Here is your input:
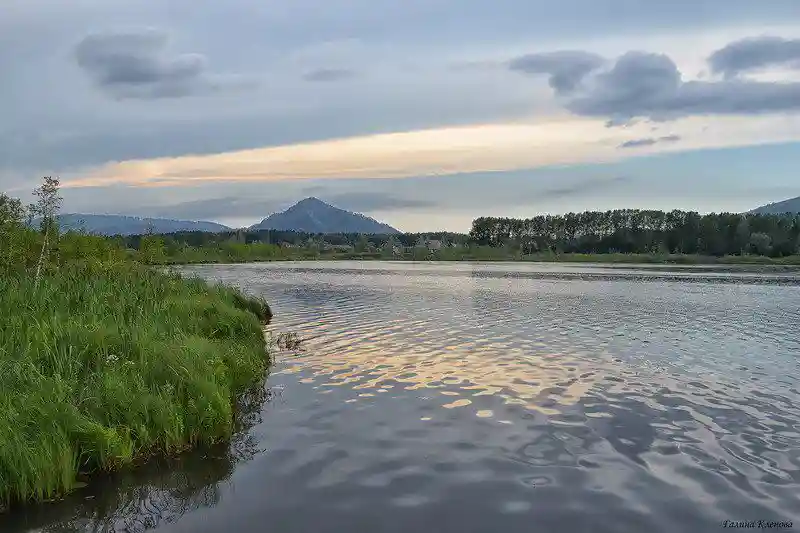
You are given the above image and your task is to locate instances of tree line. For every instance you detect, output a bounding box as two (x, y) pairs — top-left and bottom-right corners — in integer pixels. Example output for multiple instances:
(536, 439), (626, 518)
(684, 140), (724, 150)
(119, 229), (476, 264)
(122, 229), (471, 250)
(469, 210), (800, 257)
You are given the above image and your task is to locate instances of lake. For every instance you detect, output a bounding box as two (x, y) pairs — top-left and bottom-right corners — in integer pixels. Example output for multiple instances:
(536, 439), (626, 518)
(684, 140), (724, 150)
(7, 261), (800, 533)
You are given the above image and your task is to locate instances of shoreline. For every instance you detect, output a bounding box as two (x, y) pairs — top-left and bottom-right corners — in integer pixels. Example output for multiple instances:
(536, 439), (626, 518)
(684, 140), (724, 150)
(160, 253), (800, 269)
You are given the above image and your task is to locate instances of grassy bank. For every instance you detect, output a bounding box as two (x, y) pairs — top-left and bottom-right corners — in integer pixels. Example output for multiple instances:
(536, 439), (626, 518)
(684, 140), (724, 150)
(0, 259), (272, 507)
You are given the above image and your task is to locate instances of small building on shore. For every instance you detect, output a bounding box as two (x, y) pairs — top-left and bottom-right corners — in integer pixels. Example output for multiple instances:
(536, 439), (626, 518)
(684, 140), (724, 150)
(327, 244), (354, 253)
(415, 236), (444, 251)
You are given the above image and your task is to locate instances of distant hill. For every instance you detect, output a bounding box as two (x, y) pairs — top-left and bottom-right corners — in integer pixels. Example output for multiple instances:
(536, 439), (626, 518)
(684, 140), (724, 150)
(750, 196), (800, 215)
(250, 197), (399, 234)
(48, 214), (231, 236)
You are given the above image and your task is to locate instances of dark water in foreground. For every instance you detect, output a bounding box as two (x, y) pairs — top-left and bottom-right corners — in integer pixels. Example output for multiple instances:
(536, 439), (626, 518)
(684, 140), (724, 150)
(6, 261), (800, 533)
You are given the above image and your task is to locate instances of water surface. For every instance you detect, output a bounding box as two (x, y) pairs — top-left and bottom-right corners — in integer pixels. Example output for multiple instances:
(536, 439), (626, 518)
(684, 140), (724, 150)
(7, 261), (800, 533)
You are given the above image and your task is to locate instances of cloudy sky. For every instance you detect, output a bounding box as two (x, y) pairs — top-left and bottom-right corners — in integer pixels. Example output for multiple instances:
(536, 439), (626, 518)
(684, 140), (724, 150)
(3, 0), (800, 232)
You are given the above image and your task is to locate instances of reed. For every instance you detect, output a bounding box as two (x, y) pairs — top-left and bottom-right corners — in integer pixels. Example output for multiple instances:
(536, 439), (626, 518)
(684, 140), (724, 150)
(0, 260), (272, 506)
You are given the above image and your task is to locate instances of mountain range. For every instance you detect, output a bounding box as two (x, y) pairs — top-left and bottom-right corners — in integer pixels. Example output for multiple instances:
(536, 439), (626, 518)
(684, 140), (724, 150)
(48, 214), (232, 236)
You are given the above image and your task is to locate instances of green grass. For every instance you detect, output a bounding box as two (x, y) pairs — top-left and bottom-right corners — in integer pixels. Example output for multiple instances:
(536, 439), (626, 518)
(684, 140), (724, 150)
(0, 260), (272, 507)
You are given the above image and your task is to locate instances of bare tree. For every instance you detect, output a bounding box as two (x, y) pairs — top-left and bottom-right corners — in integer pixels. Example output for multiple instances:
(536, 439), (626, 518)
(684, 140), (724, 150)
(31, 175), (62, 284)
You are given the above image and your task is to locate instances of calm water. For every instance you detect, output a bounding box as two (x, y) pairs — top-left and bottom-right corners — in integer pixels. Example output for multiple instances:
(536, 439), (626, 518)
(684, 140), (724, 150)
(6, 261), (800, 533)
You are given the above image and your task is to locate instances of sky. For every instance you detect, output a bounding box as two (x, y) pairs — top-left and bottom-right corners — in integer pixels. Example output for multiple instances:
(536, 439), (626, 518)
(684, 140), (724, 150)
(2, 0), (800, 232)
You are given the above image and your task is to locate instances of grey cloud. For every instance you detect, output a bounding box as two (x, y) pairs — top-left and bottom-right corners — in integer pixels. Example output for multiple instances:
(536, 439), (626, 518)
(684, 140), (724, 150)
(565, 50), (800, 121)
(449, 60), (504, 72)
(537, 176), (632, 200)
(301, 185), (329, 196)
(709, 36), (800, 79)
(618, 134), (681, 149)
(135, 196), (284, 220)
(605, 118), (646, 128)
(0, 170), (33, 193)
(303, 68), (356, 82)
(571, 52), (681, 117)
(312, 191), (436, 211)
(619, 138), (658, 148)
(509, 51), (605, 94)
(329, 193), (435, 211)
(75, 29), (253, 99)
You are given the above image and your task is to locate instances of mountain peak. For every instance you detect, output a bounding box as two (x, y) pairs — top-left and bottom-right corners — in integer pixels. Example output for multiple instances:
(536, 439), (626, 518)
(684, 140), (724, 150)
(250, 198), (399, 234)
(291, 197), (330, 210)
(296, 196), (326, 205)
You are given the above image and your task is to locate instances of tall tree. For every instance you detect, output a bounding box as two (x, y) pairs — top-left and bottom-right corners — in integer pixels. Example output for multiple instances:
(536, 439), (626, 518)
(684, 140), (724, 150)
(0, 193), (25, 227)
(734, 216), (751, 255)
(30, 176), (62, 284)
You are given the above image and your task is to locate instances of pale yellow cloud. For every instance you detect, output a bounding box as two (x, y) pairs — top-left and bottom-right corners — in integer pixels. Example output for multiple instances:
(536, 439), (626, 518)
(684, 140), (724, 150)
(63, 114), (800, 189)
